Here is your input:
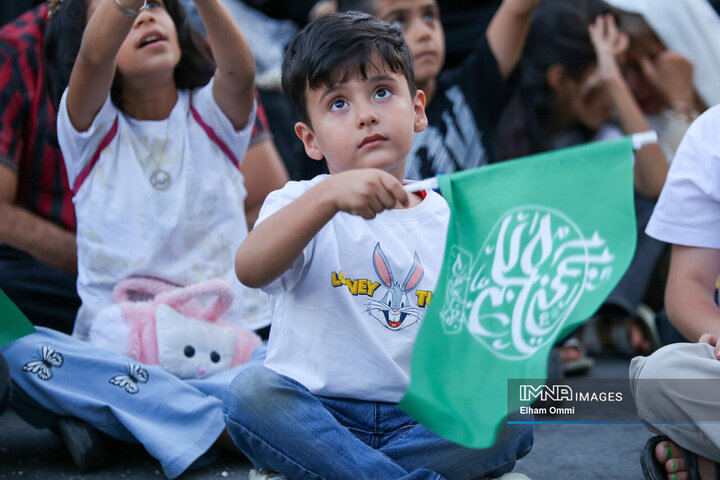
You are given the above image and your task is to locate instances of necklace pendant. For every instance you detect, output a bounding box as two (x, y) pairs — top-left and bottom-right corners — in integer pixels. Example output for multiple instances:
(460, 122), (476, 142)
(150, 168), (171, 190)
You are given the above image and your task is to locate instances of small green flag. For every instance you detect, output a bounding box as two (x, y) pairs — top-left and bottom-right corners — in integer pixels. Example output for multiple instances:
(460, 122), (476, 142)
(0, 288), (36, 346)
(399, 138), (637, 448)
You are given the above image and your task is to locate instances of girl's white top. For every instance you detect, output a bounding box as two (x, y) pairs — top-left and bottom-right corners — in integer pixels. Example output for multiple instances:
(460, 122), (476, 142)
(58, 80), (270, 340)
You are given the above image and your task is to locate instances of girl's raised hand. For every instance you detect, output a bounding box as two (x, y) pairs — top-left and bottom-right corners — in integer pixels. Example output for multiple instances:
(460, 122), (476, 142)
(584, 14), (629, 93)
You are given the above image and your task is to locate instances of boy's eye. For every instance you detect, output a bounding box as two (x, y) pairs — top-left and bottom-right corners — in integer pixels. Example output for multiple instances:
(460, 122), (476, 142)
(390, 17), (405, 28)
(145, 0), (161, 9)
(330, 99), (348, 111)
(374, 88), (392, 100)
(422, 12), (436, 23)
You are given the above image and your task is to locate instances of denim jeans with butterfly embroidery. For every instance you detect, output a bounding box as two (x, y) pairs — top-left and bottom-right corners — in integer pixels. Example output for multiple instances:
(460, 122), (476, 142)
(223, 366), (533, 480)
(2, 326), (267, 479)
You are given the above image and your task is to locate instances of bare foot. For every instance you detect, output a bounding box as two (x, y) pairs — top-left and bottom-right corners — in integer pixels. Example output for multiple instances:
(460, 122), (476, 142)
(655, 439), (717, 480)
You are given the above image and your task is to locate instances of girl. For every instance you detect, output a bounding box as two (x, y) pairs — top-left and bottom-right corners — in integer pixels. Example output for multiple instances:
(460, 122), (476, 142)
(2, 0), (282, 476)
(496, 0), (668, 373)
(59, 0), (263, 339)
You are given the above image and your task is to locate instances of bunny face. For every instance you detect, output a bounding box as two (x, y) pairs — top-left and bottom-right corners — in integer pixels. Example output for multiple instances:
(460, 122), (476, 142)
(155, 304), (237, 378)
(366, 243), (425, 331)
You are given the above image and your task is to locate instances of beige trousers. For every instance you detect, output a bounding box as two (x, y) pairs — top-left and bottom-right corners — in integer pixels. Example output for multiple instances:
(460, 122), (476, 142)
(630, 342), (720, 463)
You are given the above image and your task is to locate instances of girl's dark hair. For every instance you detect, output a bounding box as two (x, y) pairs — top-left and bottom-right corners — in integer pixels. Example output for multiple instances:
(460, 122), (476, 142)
(281, 11), (416, 127)
(44, 0), (215, 110)
(505, 0), (609, 156)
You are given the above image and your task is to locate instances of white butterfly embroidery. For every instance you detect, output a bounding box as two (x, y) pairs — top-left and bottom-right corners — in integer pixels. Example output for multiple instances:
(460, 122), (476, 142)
(22, 345), (64, 381)
(109, 363), (149, 394)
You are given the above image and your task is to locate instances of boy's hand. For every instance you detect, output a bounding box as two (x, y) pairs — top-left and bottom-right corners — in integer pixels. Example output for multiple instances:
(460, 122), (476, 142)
(699, 333), (720, 360)
(325, 169), (409, 219)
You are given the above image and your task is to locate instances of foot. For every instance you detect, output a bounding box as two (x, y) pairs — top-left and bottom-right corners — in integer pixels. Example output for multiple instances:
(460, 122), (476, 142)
(655, 439), (717, 480)
(628, 321), (653, 355)
(57, 417), (114, 472)
(558, 344), (583, 362)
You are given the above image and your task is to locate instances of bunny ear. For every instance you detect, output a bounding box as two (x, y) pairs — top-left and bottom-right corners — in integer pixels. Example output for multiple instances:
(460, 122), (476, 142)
(402, 252), (424, 292)
(372, 243), (394, 287)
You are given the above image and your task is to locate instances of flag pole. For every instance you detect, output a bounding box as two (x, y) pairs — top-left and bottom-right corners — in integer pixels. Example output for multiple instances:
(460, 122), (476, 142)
(403, 130), (658, 193)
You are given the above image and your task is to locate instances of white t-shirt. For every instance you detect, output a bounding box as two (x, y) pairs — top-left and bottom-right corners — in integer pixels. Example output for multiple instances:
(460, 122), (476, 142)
(646, 105), (720, 248)
(58, 81), (270, 340)
(257, 175), (450, 402)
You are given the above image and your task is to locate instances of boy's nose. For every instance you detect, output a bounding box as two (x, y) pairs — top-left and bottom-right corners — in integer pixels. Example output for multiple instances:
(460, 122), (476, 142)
(409, 18), (433, 42)
(356, 108), (379, 128)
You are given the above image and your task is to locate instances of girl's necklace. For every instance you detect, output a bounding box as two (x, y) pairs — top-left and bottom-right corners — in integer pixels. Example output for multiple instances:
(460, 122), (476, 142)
(131, 115), (172, 191)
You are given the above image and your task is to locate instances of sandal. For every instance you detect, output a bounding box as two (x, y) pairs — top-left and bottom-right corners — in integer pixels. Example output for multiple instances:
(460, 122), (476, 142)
(558, 338), (595, 376)
(580, 303), (662, 357)
(641, 435), (701, 480)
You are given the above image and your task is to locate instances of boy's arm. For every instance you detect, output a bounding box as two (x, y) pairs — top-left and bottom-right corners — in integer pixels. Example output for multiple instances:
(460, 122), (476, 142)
(235, 169), (408, 288)
(665, 244), (720, 348)
(485, 0), (540, 79)
(194, 0), (256, 130)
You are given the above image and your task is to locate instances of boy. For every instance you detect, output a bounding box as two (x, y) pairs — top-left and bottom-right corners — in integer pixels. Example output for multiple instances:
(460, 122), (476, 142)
(224, 12), (532, 479)
(337, 0), (539, 179)
(630, 105), (720, 480)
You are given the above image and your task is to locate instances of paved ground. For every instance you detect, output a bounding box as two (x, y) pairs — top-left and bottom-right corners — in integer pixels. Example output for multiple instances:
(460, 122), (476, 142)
(0, 356), (650, 480)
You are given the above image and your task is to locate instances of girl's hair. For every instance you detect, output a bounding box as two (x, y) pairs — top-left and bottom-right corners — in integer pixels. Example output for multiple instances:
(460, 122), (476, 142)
(44, 0), (215, 110)
(506, 0), (608, 156)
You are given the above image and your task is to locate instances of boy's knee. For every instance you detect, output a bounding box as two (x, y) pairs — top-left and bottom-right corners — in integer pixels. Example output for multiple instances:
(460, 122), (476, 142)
(224, 366), (293, 418)
(632, 342), (714, 382)
(631, 342), (717, 420)
(226, 365), (274, 401)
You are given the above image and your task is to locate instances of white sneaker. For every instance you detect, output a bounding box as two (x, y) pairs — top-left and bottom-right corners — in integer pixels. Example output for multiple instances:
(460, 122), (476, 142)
(248, 469), (288, 480)
(496, 473), (531, 480)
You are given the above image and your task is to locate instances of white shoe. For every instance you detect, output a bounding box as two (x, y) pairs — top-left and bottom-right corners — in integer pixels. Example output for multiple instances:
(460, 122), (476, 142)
(496, 473), (531, 480)
(248, 469), (288, 480)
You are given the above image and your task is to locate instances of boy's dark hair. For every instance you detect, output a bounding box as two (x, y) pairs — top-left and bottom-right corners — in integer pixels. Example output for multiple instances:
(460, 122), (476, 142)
(44, 0), (215, 109)
(336, 0), (377, 15)
(281, 11), (416, 127)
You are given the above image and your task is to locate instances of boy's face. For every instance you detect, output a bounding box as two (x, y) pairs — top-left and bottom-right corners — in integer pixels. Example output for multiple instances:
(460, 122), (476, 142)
(374, 0), (445, 88)
(295, 61), (427, 179)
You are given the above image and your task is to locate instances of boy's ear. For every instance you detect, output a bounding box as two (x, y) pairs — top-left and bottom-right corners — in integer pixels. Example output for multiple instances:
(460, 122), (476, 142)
(546, 64), (575, 96)
(413, 90), (428, 133)
(294, 122), (325, 161)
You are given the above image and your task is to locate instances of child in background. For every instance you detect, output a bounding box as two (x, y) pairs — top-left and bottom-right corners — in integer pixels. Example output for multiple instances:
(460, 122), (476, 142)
(224, 12), (533, 480)
(496, 0), (668, 372)
(2, 0), (274, 476)
(337, 0), (540, 179)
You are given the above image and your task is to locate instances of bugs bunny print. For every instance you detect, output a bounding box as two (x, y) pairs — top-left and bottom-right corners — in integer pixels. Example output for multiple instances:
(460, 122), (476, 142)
(366, 243), (425, 331)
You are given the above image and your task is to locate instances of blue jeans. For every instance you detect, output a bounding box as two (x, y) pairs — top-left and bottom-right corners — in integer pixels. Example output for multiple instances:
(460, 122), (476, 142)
(223, 366), (533, 480)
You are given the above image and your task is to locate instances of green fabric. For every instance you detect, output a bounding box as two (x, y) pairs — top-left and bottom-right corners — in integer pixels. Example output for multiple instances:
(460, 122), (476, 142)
(399, 138), (637, 448)
(0, 288), (36, 346)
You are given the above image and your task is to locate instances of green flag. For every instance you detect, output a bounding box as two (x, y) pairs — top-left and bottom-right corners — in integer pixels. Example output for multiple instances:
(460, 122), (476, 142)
(399, 138), (637, 448)
(0, 288), (36, 346)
